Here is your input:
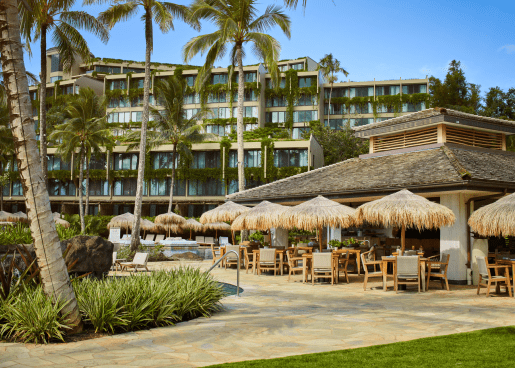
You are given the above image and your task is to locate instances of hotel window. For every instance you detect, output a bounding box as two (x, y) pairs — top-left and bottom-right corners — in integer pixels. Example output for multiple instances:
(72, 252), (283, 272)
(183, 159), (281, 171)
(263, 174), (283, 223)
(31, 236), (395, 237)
(293, 127), (310, 139)
(279, 65), (288, 72)
(324, 104), (345, 115)
(208, 92), (227, 103)
(96, 66), (121, 74)
(185, 108), (201, 119)
(245, 123), (258, 131)
(131, 79), (149, 89)
(350, 103), (372, 114)
(349, 87), (373, 97)
(2, 183), (9, 196)
(228, 150), (261, 168)
(50, 76), (63, 83)
(293, 110), (318, 123)
(297, 94), (317, 106)
(274, 149), (308, 167)
(212, 74), (228, 84)
(298, 77), (312, 88)
(149, 178), (186, 196)
(192, 151), (220, 169)
(124, 67), (144, 73)
(131, 111), (142, 122)
(188, 178), (224, 196)
(325, 119), (345, 130)
(153, 152), (178, 169)
(114, 178), (146, 196)
(244, 72), (257, 83)
(89, 155), (106, 170)
(47, 156), (70, 171)
(350, 118), (373, 127)
(109, 80), (126, 90)
(266, 96), (287, 107)
(185, 93), (200, 104)
(113, 204), (134, 215)
(208, 107), (230, 119)
(325, 88), (347, 98)
(266, 78), (286, 89)
(108, 111), (131, 123)
(402, 84), (427, 94)
(232, 106), (258, 118)
(12, 181), (22, 196)
(113, 153), (138, 170)
(376, 85), (400, 96)
(50, 54), (63, 72)
(290, 63), (304, 70)
(402, 102), (426, 112)
(109, 97), (129, 108)
(48, 180), (76, 196)
(87, 180), (110, 196)
(186, 76), (196, 87)
(61, 85), (74, 95)
(29, 91), (37, 101)
(265, 111), (286, 123)
(227, 180), (238, 195)
(206, 124), (229, 137)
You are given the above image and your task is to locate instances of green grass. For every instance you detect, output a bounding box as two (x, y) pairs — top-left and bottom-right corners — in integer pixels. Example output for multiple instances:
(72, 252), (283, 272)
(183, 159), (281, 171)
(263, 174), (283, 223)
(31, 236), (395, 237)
(207, 327), (515, 367)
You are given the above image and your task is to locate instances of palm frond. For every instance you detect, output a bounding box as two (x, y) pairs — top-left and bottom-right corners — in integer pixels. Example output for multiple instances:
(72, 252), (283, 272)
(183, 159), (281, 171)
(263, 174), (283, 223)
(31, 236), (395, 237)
(59, 11), (109, 44)
(249, 5), (291, 39)
(98, 1), (140, 29)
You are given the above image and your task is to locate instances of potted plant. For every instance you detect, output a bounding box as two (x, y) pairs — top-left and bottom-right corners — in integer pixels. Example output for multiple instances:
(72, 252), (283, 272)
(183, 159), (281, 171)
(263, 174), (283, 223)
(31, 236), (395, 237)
(328, 239), (341, 250)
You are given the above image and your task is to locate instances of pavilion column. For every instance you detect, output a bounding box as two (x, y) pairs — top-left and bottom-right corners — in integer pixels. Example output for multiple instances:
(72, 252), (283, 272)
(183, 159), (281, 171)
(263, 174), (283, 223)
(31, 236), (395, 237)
(440, 192), (472, 284)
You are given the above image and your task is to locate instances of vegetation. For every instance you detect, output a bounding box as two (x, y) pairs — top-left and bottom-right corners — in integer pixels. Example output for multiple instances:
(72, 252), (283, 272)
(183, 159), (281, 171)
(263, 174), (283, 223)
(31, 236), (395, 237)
(319, 53), (348, 126)
(206, 326), (515, 368)
(0, 89), (13, 211)
(184, 0), (291, 192)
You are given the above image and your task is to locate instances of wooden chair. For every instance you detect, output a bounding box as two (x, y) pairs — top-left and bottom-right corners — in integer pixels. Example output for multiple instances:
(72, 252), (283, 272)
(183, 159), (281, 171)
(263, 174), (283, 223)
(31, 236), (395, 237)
(361, 248), (383, 290)
(476, 256), (512, 297)
(211, 243), (222, 266)
(394, 256), (421, 293)
(426, 253), (450, 291)
(335, 250), (350, 284)
(224, 245), (243, 269)
(312, 253), (335, 285)
(111, 251), (126, 271)
(243, 246), (256, 274)
(258, 249), (280, 275)
(120, 252), (149, 273)
(286, 249), (303, 282)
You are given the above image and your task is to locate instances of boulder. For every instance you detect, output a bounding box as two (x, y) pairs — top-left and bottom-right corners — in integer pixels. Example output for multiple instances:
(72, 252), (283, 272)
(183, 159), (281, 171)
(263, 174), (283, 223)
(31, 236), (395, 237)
(171, 251), (203, 261)
(61, 236), (114, 277)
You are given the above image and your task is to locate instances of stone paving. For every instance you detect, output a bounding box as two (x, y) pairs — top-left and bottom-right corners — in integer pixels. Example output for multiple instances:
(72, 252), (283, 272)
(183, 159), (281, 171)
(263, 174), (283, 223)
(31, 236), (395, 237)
(2, 260), (515, 368)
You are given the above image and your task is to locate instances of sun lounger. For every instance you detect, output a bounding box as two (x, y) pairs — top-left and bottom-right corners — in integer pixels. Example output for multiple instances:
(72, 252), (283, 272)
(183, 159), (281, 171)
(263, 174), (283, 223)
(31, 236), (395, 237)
(145, 234), (155, 241)
(154, 234), (165, 242)
(119, 252), (149, 273)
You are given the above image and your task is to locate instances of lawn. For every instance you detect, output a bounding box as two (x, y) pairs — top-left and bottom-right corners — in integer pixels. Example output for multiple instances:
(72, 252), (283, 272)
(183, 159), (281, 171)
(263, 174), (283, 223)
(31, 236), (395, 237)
(208, 326), (515, 367)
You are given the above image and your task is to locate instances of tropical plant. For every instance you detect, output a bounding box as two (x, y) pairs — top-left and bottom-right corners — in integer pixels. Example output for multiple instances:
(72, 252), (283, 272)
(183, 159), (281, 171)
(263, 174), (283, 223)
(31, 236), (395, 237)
(0, 0), (82, 333)
(184, 0), (291, 193)
(0, 88), (14, 211)
(18, 0), (109, 185)
(88, 0), (196, 252)
(319, 53), (348, 124)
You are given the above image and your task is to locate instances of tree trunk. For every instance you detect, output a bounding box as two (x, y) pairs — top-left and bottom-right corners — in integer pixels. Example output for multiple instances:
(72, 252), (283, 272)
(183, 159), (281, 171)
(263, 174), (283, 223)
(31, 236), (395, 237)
(85, 155), (90, 217)
(131, 10), (153, 251)
(167, 143), (177, 213)
(78, 145), (85, 233)
(0, 184), (3, 211)
(39, 25), (48, 186)
(0, 0), (82, 332)
(236, 46), (245, 193)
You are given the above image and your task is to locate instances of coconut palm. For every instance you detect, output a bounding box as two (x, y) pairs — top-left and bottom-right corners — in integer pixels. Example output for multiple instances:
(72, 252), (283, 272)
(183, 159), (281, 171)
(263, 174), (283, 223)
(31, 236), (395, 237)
(18, 0), (109, 186)
(49, 88), (113, 233)
(0, 89), (13, 211)
(89, 0), (197, 251)
(184, 0), (291, 193)
(0, 0), (82, 332)
(319, 53), (348, 126)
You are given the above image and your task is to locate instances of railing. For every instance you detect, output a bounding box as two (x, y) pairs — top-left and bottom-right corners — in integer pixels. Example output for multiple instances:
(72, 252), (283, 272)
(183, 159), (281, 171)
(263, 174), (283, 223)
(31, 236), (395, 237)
(206, 250), (240, 297)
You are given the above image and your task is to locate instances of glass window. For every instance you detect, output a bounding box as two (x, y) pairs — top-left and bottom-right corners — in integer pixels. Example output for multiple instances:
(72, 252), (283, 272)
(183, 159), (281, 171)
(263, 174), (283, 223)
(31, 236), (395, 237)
(149, 178), (186, 196)
(244, 150), (261, 168)
(350, 118), (373, 127)
(227, 180), (238, 195)
(114, 153), (138, 170)
(50, 76), (63, 83)
(48, 179), (76, 196)
(298, 77), (312, 88)
(325, 87), (347, 98)
(96, 65), (121, 74)
(229, 151), (237, 168)
(50, 55), (63, 73)
(188, 178), (223, 196)
(61, 85), (73, 95)
(109, 80), (127, 90)
(402, 102), (426, 112)
(192, 151), (219, 169)
(290, 63), (304, 70)
(89, 155), (106, 170)
(124, 67), (144, 73)
(186, 76), (196, 87)
(212, 74), (228, 84)
(292, 127), (310, 139)
(47, 155), (70, 171)
(402, 84), (427, 94)
(12, 181), (22, 196)
(153, 152), (179, 169)
(273, 149), (308, 167)
(113, 178), (144, 196)
(325, 119), (345, 130)
(376, 85), (400, 96)
(293, 110), (318, 123)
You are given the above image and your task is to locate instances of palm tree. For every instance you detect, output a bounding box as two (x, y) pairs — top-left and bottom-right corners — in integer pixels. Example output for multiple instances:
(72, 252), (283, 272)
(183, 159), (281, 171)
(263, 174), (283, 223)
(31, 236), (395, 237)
(0, 0), (82, 332)
(19, 0), (109, 186)
(184, 0), (291, 193)
(149, 75), (210, 213)
(49, 88), (113, 233)
(89, 0), (196, 251)
(319, 53), (348, 127)
(0, 89), (13, 211)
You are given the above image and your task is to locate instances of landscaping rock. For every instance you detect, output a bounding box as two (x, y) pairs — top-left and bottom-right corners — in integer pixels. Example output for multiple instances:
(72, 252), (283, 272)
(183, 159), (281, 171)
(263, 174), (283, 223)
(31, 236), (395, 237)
(171, 252), (203, 261)
(61, 236), (114, 277)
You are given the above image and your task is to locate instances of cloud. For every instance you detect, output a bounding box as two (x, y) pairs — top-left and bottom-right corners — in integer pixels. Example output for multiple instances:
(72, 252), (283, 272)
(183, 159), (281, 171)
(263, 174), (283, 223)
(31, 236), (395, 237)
(499, 44), (515, 54)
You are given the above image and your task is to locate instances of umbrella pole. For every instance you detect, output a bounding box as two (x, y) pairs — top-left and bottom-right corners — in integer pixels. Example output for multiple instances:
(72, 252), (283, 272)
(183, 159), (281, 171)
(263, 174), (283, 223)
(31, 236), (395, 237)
(318, 226), (323, 252)
(401, 225), (406, 255)
(216, 229), (218, 239)
(190, 229), (192, 241)
(269, 228), (271, 247)
(231, 230), (235, 245)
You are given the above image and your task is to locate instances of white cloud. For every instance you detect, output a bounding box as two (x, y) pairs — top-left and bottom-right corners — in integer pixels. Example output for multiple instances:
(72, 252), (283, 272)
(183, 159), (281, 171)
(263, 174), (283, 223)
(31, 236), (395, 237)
(499, 44), (515, 54)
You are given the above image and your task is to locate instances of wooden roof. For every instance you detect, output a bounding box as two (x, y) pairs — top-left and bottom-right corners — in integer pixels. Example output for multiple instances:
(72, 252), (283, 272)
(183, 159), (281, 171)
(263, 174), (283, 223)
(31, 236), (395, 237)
(227, 145), (515, 204)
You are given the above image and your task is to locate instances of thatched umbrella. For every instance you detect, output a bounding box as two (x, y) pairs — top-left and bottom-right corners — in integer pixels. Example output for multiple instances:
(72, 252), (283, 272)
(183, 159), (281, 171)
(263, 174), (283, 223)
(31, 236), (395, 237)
(152, 223), (183, 237)
(200, 201), (249, 244)
(181, 218), (204, 240)
(204, 222), (231, 239)
(468, 193), (515, 237)
(356, 189), (455, 254)
(139, 219), (155, 237)
(155, 212), (186, 226)
(278, 196), (357, 251)
(107, 213), (135, 234)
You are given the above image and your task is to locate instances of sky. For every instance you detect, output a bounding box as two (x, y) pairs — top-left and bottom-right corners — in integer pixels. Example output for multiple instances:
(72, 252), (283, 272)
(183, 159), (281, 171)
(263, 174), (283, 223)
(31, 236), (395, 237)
(23, 0), (515, 96)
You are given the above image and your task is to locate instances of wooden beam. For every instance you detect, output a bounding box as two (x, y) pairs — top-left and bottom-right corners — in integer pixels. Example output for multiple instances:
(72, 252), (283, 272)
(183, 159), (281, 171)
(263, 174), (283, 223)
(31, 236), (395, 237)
(502, 134), (507, 151)
(437, 124), (446, 143)
(369, 136), (375, 153)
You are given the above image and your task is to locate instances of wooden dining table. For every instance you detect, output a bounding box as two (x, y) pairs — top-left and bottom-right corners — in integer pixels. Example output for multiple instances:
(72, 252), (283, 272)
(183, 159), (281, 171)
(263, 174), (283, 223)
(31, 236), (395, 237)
(381, 256), (427, 292)
(495, 258), (515, 297)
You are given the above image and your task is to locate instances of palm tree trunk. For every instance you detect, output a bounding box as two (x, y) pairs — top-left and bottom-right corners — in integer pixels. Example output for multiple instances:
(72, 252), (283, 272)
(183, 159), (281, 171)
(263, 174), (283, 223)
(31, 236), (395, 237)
(85, 155), (90, 217)
(39, 24), (48, 186)
(236, 46), (245, 193)
(167, 143), (177, 213)
(0, 0), (82, 332)
(131, 10), (153, 251)
(78, 145), (85, 233)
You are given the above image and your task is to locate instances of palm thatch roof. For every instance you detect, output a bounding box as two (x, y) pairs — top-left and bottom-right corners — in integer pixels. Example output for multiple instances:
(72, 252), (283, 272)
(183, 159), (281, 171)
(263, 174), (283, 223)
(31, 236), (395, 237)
(152, 223), (182, 234)
(140, 219), (155, 231)
(155, 212), (186, 225)
(199, 201), (249, 224)
(203, 222), (232, 231)
(107, 213), (134, 230)
(231, 201), (288, 231)
(181, 218), (204, 232)
(468, 193), (515, 237)
(355, 189), (456, 230)
(278, 196), (357, 231)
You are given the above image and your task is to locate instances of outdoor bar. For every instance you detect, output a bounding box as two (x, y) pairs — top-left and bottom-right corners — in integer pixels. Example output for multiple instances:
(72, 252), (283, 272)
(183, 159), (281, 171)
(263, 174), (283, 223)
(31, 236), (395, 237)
(227, 108), (515, 285)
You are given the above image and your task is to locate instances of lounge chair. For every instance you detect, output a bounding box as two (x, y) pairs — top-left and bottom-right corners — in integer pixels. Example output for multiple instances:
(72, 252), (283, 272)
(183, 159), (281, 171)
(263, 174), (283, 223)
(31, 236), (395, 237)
(426, 253), (450, 291)
(120, 252), (149, 273)
(154, 234), (165, 242)
(145, 234), (155, 241)
(476, 256), (512, 297)
(205, 236), (214, 245)
(394, 256), (421, 293)
(196, 236), (205, 244)
(112, 251), (126, 271)
(258, 249), (280, 276)
(312, 253), (335, 285)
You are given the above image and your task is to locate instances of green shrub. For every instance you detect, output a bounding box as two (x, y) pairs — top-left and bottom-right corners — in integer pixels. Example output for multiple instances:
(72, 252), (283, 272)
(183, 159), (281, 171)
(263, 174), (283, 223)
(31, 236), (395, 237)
(0, 223), (32, 246)
(0, 285), (70, 344)
(55, 224), (81, 241)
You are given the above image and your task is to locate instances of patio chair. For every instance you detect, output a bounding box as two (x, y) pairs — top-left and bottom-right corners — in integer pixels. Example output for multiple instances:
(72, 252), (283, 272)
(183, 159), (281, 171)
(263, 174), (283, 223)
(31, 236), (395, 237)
(426, 253), (450, 291)
(111, 251), (126, 271)
(476, 256), (512, 297)
(154, 234), (165, 242)
(404, 250), (418, 256)
(312, 253), (335, 285)
(243, 246), (256, 274)
(394, 256), (421, 293)
(196, 236), (205, 244)
(145, 234), (155, 241)
(205, 237), (215, 245)
(119, 252), (149, 273)
(361, 248), (383, 290)
(211, 243), (222, 266)
(286, 248), (303, 282)
(258, 249), (280, 276)
(225, 245), (243, 269)
(336, 250), (350, 284)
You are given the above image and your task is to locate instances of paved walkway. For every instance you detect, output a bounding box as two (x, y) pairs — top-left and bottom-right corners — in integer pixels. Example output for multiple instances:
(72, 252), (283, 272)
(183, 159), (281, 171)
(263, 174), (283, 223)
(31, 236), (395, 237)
(2, 260), (515, 368)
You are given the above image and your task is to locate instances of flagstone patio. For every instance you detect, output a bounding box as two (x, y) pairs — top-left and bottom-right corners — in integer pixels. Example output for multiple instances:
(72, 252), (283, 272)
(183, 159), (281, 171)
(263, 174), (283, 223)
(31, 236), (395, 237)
(2, 260), (515, 368)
